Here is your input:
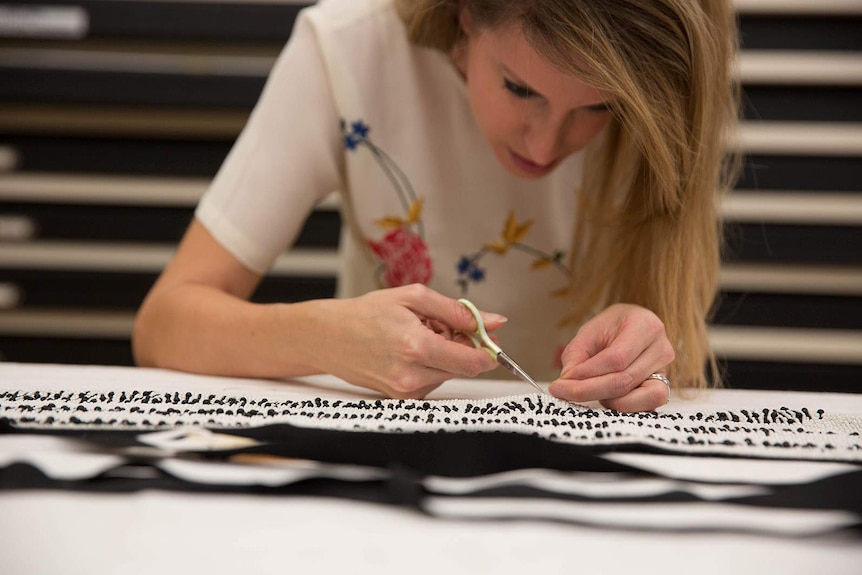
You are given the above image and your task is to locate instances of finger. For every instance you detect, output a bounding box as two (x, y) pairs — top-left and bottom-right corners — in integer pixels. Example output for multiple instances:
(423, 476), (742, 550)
(558, 317), (618, 379)
(421, 318), (455, 339)
(398, 285), (507, 333)
(599, 378), (669, 412)
(376, 333), (498, 397)
(558, 337), (599, 379)
(422, 335), (499, 377)
(374, 319), (499, 382)
(561, 324), (657, 381)
(550, 338), (666, 402)
(372, 365), (451, 400)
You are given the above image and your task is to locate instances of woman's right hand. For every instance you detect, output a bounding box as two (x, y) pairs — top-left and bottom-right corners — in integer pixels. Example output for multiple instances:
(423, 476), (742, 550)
(135, 222), (503, 397)
(307, 284), (505, 399)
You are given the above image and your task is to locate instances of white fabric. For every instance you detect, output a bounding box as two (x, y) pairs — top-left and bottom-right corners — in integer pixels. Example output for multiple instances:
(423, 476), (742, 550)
(3, 363), (862, 574)
(3, 363), (861, 462)
(6, 387), (861, 461)
(196, 0), (585, 382)
(5, 491), (861, 575)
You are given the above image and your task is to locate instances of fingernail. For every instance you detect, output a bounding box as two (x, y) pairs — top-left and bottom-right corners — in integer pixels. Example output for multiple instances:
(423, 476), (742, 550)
(558, 368), (576, 380)
(484, 313), (508, 324)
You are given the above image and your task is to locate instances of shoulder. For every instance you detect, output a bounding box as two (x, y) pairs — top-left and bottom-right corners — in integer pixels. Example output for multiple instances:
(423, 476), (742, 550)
(300, 0), (423, 89)
(304, 0), (399, 33)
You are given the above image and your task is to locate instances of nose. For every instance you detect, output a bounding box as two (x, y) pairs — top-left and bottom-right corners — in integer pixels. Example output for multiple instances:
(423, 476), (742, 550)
(523, 115), (566, 166)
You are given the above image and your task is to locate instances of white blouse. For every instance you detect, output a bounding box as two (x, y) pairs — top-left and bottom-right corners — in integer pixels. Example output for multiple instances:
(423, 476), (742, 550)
(196, 0), (586, 382)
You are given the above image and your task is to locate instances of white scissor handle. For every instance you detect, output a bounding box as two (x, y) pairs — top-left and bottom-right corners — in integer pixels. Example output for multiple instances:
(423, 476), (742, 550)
(458, 298), (503, 357)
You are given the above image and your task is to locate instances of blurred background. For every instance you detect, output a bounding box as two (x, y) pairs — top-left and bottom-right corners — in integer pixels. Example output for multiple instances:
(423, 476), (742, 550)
(0, 0), (859, 391)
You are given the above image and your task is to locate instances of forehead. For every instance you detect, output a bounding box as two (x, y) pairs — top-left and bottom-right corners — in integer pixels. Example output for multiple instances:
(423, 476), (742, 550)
(480, 21), (611, 106)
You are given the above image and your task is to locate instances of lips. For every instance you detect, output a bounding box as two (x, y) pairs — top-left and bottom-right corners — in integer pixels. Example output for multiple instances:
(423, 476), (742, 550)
(509, 149), (557, 176)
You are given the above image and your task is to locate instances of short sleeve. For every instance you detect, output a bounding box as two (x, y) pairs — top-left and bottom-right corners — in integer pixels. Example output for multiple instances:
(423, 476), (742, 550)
(195, 11), (343, 274)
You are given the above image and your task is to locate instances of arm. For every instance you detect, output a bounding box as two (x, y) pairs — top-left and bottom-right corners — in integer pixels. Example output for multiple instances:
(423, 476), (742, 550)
(133, 219), (314, 379)
(134, 220), (502, 398)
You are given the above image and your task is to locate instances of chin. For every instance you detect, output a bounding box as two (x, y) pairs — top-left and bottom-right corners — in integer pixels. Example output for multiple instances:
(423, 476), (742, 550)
(508, 166), (551, 179)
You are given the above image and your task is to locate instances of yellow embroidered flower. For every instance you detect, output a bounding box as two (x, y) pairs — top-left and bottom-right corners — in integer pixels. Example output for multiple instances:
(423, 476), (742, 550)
(485, 211), (533, 254)
(375, 197), (424, 229)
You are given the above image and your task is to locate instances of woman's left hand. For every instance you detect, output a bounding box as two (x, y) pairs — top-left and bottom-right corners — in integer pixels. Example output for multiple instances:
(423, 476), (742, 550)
(549, 304), (675, 412)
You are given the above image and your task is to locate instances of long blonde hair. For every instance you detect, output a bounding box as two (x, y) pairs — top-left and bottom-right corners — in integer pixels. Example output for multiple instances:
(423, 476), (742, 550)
(396, 0), (741, 390)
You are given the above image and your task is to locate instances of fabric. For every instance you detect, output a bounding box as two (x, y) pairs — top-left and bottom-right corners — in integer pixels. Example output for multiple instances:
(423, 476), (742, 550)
(3, 387), (861, 463)
(2, 439), (860, 536)
(2, 364), (861, 537)
(195, 0), (585, 381)
(2, 409), (861, 536)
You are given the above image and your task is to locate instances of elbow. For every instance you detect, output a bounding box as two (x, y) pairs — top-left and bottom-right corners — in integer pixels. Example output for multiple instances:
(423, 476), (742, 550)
(131, 301), (159, 368)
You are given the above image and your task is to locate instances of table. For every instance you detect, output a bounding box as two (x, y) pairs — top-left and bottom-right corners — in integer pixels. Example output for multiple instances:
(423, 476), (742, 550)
(1, 362), (860, 575)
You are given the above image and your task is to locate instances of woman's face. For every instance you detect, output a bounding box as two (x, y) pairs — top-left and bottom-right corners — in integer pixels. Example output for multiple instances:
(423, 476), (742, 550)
(456, 14), (614, 179)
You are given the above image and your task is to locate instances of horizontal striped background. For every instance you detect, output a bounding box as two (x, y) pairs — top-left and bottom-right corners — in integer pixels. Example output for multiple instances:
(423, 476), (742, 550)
(0, 0), (859, 391)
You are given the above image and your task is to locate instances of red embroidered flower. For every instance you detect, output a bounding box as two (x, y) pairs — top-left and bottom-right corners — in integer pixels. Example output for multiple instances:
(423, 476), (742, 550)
(368, 228), (433, 287)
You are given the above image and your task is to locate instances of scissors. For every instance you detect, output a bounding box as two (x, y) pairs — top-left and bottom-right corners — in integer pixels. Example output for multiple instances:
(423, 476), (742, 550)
(458, 298), (545, 395)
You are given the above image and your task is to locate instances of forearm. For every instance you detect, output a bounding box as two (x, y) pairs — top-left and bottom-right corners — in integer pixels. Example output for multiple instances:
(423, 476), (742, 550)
(133, 284), (326, 379)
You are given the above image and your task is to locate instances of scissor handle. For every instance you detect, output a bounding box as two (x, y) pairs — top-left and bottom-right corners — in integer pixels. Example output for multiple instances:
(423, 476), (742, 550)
(458, 298), (502, 357)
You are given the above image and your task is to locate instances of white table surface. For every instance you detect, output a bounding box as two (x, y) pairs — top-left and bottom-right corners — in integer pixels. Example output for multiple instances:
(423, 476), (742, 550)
(1, 362), (861, 575)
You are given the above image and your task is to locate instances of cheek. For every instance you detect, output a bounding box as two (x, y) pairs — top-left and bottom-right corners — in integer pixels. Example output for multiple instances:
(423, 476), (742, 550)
(566, 115), (611, 152)
(476, 98), (521, 143)
(466, 69), (520, 143)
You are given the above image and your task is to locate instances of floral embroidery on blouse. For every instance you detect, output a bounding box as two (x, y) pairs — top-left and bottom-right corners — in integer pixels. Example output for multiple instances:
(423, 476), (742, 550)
(342, 119), (432, 286)
(456, 210), (569, 296)
(342, 119), (569, 371)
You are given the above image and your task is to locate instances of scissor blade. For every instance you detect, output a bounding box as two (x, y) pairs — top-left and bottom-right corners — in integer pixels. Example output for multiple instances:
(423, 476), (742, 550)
(496, 351), (545, 395)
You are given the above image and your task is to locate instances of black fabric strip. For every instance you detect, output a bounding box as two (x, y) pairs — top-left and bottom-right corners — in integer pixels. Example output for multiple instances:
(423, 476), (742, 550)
(228, 424), (641, 476)
(730, 470), (862, 514)
(442, 469), (862, 515)
(0, 461), (396, 504)
(419, 502), (862, 538)
(429, 484), (705, 505)
(0, 419), (639, 477)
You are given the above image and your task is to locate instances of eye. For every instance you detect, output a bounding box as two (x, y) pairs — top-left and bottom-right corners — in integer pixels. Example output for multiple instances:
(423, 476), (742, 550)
(585, 102), (613, 114)
(503, 78), (536, 99)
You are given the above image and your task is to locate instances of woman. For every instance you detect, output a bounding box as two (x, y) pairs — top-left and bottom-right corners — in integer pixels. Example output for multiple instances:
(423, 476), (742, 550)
(133, 0), (739, 412)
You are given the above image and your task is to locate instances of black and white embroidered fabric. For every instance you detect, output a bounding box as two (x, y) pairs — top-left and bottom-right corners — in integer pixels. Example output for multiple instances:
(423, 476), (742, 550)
(2, 388), (860, 462)
(2, 361), (862, 538)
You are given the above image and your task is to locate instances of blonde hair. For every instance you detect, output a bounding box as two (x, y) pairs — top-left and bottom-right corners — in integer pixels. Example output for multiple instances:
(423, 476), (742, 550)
(396, 0), (741, 390)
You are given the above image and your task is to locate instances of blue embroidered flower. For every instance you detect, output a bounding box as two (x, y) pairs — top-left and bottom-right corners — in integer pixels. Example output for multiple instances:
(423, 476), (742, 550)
(344, 134), (359, 150)
(351, 121), (370, 139)
(456, 256), (485, 291)
(343, 120), (371, 151)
